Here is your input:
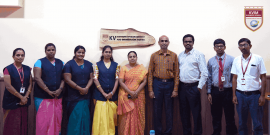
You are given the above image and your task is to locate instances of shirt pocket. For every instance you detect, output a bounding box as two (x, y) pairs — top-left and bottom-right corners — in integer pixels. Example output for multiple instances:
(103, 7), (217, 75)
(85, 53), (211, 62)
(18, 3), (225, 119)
(249, 64), (258, 77)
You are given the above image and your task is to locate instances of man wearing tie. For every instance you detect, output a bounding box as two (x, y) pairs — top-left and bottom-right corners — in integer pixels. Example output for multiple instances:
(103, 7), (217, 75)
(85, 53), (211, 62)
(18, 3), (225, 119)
(207, 39), (238, 135)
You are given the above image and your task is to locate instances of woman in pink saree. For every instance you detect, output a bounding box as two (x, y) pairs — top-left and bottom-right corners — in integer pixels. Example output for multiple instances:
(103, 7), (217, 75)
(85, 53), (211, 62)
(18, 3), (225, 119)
(118, 51), (148, 135)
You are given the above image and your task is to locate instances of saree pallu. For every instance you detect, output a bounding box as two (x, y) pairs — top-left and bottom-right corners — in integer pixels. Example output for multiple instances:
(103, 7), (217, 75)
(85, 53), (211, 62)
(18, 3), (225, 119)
(66, 99), (91, 135)
(92, 100), (118, 135)
(3, 107), (28, 135)
(117, 64), (147, 135)
(35, 97), (62, 135)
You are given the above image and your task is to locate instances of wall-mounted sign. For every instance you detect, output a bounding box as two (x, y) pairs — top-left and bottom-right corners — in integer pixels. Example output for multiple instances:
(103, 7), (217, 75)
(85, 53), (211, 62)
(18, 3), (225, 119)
(100, 28), (155, 48)
(245, 6), (263, 32)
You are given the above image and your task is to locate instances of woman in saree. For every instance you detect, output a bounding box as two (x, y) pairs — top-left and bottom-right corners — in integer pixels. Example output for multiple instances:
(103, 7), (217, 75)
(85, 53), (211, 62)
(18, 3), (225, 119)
(118, 51), (148, 135)
(92, 45), (120, 135)
(34, 43), (65, 135)
(63, 45), (93, 135)
(3, 48), (33, 135)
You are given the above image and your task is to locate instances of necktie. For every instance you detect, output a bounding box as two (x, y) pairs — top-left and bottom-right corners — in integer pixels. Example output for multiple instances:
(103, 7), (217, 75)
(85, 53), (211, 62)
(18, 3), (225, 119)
(219, 58), (223, 89)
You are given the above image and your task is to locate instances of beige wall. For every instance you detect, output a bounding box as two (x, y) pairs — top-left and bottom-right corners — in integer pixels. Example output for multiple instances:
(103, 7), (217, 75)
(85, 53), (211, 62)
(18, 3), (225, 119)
(0, 0), (269, 75)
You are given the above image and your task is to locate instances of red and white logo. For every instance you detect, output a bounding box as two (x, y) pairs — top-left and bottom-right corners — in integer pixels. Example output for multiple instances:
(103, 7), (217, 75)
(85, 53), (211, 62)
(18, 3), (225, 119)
(245, 6), (263, 32)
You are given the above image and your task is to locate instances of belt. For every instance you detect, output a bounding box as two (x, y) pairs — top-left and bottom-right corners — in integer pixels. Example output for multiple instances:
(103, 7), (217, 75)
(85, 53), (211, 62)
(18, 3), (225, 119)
(180, 81), (198, 87)
(154, 77), (174, 82)
(212, 86), (232, 91)
(236, 89), (260, 95)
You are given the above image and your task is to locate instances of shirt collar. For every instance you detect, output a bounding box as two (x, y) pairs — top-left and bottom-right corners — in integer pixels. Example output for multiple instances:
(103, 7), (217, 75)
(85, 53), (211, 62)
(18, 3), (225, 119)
(241, 53), (252, 61)
(216, 53), (225, 60)
(184, 48), (194, 55)
(158, 50), (171, 55)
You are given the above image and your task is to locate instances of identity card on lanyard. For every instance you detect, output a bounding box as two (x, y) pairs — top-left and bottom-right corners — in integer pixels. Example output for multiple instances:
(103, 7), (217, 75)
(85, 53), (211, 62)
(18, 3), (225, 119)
(216, 54), (226, 82)
(14, 63), (25, 93)
(241, 54), (252, 85)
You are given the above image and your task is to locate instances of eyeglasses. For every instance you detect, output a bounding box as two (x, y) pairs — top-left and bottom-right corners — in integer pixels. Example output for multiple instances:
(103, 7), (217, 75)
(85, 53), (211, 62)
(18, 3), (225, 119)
(238, 44), (249, 48)
(214, 46), (225, 49)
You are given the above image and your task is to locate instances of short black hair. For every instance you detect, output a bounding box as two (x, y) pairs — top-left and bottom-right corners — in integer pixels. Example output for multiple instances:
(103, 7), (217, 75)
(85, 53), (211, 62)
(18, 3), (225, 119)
(13, 48), (25, 57)
(183, 34), (194, 42)
(45, 43), (56, 51)
(238, 38), (251, 45)
(127, 51), (137, 57)
(213, 39), (225, 46)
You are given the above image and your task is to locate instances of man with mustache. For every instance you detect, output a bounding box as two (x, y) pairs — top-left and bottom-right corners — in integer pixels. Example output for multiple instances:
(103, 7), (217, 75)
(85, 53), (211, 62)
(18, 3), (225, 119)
(207, 39), (238, 135)
(148, 35), (179, 135)
(178, 34), (208, 135)
(231, 38), (267, 135)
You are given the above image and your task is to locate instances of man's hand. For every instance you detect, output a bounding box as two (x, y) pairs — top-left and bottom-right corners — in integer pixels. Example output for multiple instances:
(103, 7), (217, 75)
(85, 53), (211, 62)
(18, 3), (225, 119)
(207, 94), (212, 104)
(171, 91), (178, 98)
(149, 91), (155, 99)
(232, 96), (238, 104)
(258, 95), (265, 106)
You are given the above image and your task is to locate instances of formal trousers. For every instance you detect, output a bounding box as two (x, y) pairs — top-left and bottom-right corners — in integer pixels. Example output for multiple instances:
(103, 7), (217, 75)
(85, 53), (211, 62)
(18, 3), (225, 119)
(153, 78), (174, 135)
(210, 86), (237, 135)
(179, 82), (202, 135)
(236, 90), (263, 135)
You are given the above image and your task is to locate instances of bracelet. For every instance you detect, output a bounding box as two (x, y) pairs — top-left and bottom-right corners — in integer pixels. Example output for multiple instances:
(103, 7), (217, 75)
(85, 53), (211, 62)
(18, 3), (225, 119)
(44, 87), (48, 90)
(97, 85), (101, 88)
(74, 84), (78, 89)
(111, 92), (113, 95)
(14, 91), (18, 95)
(60, 87), (63, 90)
(28, 90), (31, 93)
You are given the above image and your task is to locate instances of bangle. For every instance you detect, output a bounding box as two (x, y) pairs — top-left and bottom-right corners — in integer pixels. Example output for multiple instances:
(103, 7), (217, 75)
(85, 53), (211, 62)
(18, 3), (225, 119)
(74, 85), (78, 89)
(97, 85), (101, 88)
(14, 91), (18, 95)
(111, 92), (113, 95)
(28, 90), (31, 93)
(44, 87), (48, 90)
(60, 87), (63, 90)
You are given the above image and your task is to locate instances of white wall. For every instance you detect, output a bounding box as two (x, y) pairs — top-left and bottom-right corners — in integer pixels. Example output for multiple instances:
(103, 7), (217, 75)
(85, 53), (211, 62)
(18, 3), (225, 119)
(0, 0), (269, 75)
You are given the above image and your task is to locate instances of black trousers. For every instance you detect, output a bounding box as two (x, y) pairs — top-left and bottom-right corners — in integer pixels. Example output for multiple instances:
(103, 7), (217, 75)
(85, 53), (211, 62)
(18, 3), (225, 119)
(153, 78), (174, 135)
(211, 86), (237, 135)
(179, 82), (202, 135)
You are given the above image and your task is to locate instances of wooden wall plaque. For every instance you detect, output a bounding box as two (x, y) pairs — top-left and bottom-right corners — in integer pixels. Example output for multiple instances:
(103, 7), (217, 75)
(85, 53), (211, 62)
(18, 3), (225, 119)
(99, 28), (155, 48)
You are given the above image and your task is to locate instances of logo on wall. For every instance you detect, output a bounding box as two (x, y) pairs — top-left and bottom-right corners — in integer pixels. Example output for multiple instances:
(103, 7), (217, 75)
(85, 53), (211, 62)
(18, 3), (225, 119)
(244, 6), (263, 32)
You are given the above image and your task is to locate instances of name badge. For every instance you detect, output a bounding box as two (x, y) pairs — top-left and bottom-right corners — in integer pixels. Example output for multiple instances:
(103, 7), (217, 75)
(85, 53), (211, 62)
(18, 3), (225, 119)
(241, 78), (246, 85)
(20, 87), (25, 93)
(221, 76), (225, 82)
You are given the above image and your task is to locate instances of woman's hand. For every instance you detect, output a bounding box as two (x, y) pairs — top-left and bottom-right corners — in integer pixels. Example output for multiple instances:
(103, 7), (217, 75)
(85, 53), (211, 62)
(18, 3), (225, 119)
(54, 89), (62, 97)
(79, 88), (88, 95)
(47, 90), (56, 98)
(107, 92), (113, 99)
(20, 96), (28, 105)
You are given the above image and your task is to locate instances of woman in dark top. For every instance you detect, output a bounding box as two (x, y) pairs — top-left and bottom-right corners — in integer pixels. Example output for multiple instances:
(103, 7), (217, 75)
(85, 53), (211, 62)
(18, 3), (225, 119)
(63, 45), (94, 135)
(33, 43), (65, 135)
(92, 45), (120, 135)
(2, 48), (32, 135)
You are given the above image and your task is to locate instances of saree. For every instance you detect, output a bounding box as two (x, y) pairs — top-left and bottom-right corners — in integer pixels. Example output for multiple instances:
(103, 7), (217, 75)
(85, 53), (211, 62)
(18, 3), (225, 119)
(117, 64), (148, 135)
(3, 107), (28, 135)
(35, 97), (62, 135)
(92, 100), (118, 135)
(66, 99), (91, 135)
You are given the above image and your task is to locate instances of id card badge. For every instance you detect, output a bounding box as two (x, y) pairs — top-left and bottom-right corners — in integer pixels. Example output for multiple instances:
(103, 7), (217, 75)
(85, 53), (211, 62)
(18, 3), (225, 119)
(20, 87), (25, 93)
(221, 75), (225, 82)
(241, 78), (246, 85)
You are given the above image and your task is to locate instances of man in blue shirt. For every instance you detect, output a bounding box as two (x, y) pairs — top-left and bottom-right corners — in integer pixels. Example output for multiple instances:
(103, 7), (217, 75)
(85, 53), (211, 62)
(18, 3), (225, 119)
(207, 39), (237, 135)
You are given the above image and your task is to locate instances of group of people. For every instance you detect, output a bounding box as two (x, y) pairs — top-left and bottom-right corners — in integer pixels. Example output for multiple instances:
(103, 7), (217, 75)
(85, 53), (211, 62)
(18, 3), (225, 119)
(2, 34), (267, 135)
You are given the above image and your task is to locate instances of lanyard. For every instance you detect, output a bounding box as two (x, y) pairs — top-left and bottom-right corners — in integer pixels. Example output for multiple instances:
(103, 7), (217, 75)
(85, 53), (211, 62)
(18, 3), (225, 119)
(13, 63), (24, 86)
(215, 54), (226, 73)
(241, 54), (252, 78)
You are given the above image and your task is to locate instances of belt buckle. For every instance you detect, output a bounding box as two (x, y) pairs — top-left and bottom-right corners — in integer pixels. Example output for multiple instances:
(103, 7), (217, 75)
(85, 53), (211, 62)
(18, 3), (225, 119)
(162, 79), (167, 82)
(243, 91), (248, 95)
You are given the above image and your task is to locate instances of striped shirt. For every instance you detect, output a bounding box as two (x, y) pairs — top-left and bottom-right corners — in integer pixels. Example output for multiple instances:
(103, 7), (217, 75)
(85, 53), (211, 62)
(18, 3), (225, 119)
(148, 50), (179, 92)
(207, 53), (234, 93)
(178, 49), (208, 89)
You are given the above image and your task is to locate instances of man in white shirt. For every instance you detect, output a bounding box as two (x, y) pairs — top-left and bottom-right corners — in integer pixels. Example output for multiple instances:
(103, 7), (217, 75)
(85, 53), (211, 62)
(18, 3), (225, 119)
(231, 38), (267, 135)
(178, 34), (208, 135)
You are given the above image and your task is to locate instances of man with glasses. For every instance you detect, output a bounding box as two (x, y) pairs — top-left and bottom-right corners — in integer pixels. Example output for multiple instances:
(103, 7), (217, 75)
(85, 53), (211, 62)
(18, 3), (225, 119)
(207, 39), (238, 135)
(231, 38), (267, 135)
(178, 34), (208, 135)
(148, 35), (179, 135)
